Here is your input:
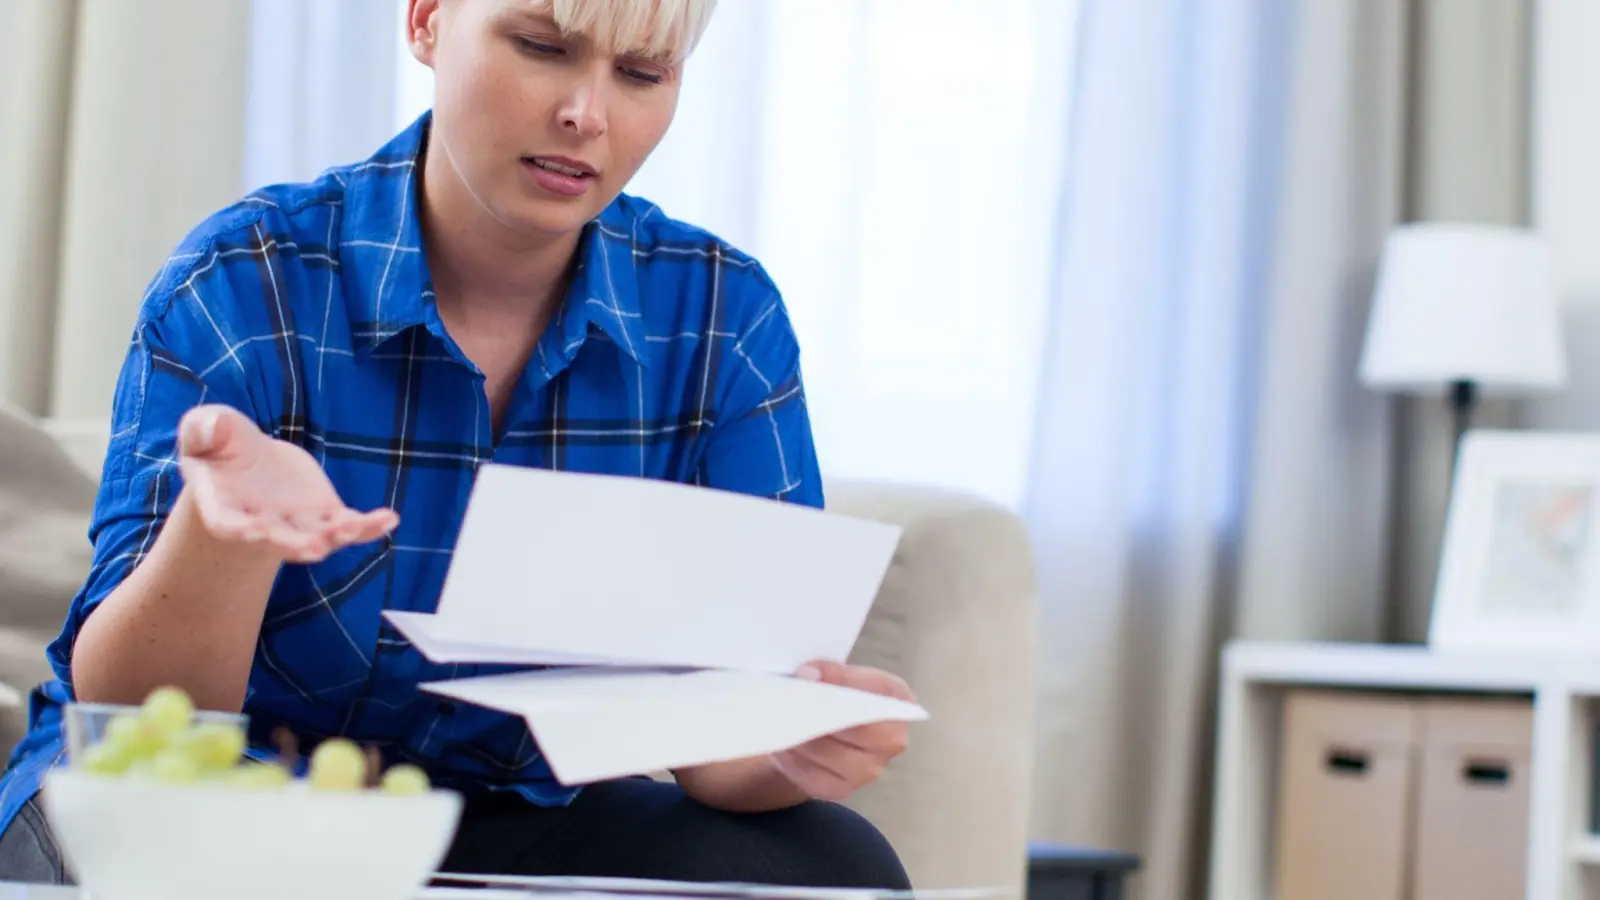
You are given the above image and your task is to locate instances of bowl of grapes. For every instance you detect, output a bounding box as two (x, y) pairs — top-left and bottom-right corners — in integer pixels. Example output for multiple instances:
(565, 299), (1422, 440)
(39, 686), (462, 900)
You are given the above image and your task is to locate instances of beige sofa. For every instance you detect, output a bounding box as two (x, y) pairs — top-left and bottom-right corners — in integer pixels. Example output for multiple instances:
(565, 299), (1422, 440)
(0, 406), (1039, 893)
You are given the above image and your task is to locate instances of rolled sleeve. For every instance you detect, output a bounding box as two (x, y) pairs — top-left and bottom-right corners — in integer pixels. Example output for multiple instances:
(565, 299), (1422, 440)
(698, 290), (823, 509)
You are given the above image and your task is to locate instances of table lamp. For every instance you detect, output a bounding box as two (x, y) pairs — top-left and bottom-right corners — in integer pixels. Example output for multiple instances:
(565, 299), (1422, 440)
(1359, 222), (1566, 469)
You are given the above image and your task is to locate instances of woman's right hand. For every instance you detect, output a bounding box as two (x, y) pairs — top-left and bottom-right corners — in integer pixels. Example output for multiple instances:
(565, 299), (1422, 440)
(175, 404), (399, 564)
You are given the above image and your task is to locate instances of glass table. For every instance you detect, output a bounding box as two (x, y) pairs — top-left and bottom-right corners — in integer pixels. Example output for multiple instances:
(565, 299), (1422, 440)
(0, 886), (76, 900)
(0, 879), (1008, 900)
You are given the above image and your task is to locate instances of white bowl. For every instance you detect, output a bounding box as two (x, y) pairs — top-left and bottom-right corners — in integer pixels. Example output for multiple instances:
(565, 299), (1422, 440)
(42, 768), (462, 900)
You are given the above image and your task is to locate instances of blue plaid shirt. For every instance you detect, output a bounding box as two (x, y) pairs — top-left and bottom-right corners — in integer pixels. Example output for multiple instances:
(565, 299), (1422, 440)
(0, 113), (822, 834)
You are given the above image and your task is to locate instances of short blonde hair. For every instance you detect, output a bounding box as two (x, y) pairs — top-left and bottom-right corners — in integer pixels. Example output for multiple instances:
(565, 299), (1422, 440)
(534, 0), (718, 64)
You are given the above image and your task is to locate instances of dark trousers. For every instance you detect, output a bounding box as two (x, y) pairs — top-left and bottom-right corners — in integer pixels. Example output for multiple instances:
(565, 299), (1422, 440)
(0, 778), (911, 890)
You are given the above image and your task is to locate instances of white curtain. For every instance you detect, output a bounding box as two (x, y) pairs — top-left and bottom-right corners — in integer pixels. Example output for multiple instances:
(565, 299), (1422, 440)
(243, 0), (405, 190)
(1025, 2), (1404, 897)
(396, 0), (1079, 510)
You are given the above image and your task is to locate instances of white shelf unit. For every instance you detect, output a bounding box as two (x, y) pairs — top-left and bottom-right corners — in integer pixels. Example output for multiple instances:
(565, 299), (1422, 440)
(1205, 641), (1600, 900)
(1571, 836), (1600, 868)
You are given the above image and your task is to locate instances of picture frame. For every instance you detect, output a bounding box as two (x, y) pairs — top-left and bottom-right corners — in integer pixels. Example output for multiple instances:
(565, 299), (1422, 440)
(1431, 429), (1600, 653)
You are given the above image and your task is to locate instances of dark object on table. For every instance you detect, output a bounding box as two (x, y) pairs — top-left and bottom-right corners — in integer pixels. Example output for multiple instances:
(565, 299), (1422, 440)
(1592, 723), (1600, 833)
(1027, 842), (1141, 900)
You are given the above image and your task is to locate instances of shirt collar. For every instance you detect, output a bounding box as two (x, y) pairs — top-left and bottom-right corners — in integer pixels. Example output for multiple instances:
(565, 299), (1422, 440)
(339, 114), (432, 353)
(339, 112), (651, 368)
(554, 214), (649, 367)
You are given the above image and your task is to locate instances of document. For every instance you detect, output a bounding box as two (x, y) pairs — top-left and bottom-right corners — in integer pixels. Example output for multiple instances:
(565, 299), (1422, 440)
(393, 465), (924, 782)
(421, 668), (928, 786)
(392, 464), (905, 674)
(386, 611), (648, 668)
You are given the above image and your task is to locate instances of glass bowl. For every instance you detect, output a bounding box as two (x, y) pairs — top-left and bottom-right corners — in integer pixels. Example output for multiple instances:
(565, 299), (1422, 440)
(62, 701), (247, 766)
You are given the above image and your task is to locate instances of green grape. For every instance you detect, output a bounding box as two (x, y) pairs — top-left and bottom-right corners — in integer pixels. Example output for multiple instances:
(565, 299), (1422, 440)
(380, 764), (430, 796)
(140, 687), (194, 738)
(228, 763), (293, 789)
(79, 741), (133, 775)
(105, 714), (165, 761)
(150, 749), (202, 784)
(171, 722), (247, 772)
(199, 723), (247, 770)
(308, 738), (365, 791)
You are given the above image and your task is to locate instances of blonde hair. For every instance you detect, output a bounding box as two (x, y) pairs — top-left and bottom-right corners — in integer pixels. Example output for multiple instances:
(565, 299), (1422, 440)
(534, 0), (718, 63)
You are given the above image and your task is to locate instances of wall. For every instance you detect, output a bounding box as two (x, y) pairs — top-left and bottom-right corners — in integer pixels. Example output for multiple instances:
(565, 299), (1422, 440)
(47, 1), (251, 420)
(1388, 0), (1531, 643)
(1524, 0), (1600, 429)
(0, 1), (77, 415)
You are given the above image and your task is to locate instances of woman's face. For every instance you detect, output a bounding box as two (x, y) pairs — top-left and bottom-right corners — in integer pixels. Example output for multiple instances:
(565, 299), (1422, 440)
(408, 0), (682, 238)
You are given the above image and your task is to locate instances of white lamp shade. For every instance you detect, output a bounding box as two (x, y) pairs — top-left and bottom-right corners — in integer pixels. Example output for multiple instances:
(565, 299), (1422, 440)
(1359, 223), (1566, 395)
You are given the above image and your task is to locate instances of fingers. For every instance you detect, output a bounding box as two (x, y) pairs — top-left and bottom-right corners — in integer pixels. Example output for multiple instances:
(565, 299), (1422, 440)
(775, 664), (916, 801)
(797, 660), (917, 703)
(785, 662), (915, 780)
(771, 749), (858, 803)
(345, 508), (401, 543)
(290, 509), (339, 533)
(317, 509), (364, 544)
(178, 405), (254, 462)
(318, 508), (400, 547)
(776, 738), (889, 802)
(195, 502), (322, 562)
(254, 509), (393, 564)
(813, 721), (911, 758)
(265, 515), (328, 563)
(195, 500), (397, 564)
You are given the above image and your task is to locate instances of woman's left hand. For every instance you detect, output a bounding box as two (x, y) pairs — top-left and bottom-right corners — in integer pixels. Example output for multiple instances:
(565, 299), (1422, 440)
(770, 661), (916, 802)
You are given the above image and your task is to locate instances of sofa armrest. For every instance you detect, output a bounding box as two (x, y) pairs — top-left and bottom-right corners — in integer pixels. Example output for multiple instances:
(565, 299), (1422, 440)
(41, 417), (111, 482)
(0, 408), (104, 755)
(829, 481), (1038, 894)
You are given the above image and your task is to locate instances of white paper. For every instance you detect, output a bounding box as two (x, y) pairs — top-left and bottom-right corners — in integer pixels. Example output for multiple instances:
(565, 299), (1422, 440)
(428, 465), (903, 674)
(420, 668), (928, 785)
(385, 611), (654, 667)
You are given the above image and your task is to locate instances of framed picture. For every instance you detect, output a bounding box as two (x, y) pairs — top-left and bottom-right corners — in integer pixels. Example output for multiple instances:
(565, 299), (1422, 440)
(1431, 429), (1600, 653)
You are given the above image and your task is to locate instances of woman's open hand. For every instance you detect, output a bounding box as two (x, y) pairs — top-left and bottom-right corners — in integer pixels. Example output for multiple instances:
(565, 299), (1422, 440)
(175, 404), (399, 564)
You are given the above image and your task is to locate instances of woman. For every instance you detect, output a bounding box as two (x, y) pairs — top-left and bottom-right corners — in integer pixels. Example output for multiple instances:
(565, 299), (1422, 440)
(0, 0), (914, 888)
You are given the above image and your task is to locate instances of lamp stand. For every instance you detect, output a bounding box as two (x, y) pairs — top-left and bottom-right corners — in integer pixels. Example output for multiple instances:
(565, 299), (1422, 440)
(1448, 378), (1478, 474)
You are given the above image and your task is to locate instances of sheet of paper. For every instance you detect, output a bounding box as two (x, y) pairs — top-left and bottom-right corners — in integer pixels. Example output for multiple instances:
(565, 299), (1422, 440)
(420, 668), (928, 785)
(385, 611), (656, 667)
(430, 465), (903, 674)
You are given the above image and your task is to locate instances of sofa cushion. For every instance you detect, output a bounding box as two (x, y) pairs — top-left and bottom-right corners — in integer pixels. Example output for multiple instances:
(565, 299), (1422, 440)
(0, 403), (97, 740)
(827, 480), (1038, 891)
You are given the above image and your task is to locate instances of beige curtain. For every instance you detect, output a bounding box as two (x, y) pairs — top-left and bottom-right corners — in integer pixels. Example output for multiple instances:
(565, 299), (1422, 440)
(1025, 2), (1531, 899)
(1388, 0), (1533, 642)
(0, 0), (251, 420)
